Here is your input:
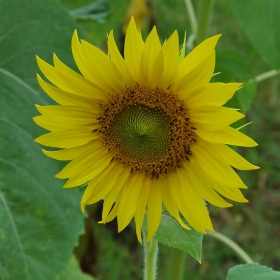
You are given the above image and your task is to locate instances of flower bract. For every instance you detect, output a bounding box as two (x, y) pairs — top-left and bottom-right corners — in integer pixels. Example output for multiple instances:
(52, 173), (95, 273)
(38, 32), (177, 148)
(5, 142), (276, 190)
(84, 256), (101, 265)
(34, 17), (258, 243)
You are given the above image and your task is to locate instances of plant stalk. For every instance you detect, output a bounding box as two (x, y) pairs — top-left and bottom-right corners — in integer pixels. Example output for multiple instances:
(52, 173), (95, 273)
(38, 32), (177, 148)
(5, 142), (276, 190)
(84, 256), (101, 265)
(167, 248), (187, 280)
(207, 231), (254, 264)
(197, 0), (215, 43)
(143, 232), (159, 280)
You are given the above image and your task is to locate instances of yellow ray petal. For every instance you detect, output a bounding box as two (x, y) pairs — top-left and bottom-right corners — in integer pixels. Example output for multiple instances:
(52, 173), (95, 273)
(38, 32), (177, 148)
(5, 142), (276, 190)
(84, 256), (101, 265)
(41, 141), (97, 161)
(160, 176), (190, 230)
(33, 115), (98, 131)
(209, 143), (259, 170)
(102, 167), (131, 221)
(53, 54), (107, 100)
(81, 161), (124, 202)
(167, 171), (202, 232)
(117, 172), (144, 232)
(177, 168), (214, 232)
(184, 160), (232, 208)
(63, 152), (112, 188)
(124, 17), (144, 83)
(35, 129), (99, 148)
(195, 125), (258, 147)
(192, 140), (247, 189)
(107, 30), (135, 89)
(37, 74), (102, 106)
(72, 30), (97, 81)
(177, 34), (221, 81)
(81, 40), (125, 94)
(158, 31), (179, 90)
(174, 52), (216, 98)
(134, 176), (151, 243)
(140, 26), (164, 88)
(186, 83), (242, 108)
(190, 106), (245, 131)
(102, 199), (120, 223)
(147, 178), (162, 242)
(56, 145), (108, 178)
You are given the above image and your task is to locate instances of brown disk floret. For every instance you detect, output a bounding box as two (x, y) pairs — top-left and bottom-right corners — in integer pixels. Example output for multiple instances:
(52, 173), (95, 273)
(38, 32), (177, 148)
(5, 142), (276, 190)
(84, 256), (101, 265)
(97, 85), (196, 179)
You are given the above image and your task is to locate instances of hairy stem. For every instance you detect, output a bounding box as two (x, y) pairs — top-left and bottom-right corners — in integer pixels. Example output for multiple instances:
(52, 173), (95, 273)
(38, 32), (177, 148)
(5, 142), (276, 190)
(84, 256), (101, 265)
(143, 232), (159, 280)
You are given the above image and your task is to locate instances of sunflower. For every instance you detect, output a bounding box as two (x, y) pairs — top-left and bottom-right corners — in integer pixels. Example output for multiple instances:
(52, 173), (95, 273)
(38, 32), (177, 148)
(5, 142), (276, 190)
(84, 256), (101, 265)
(34, 17), (258, 243)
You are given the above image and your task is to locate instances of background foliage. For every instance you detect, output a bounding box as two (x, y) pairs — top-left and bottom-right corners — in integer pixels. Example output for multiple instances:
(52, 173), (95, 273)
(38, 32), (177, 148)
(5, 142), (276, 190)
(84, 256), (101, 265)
(0, 0), (280, 279)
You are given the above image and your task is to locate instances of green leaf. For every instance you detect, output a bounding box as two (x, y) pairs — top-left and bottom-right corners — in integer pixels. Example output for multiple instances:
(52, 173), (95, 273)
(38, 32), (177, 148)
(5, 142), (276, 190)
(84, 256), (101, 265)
(59, 256), (95, 280)
(69, 0), (110, 22)
(148, 211), (203, 263)
(0, 0), (88, 279)
(232, 0), (280, 69)
(227, 263), (280, 280)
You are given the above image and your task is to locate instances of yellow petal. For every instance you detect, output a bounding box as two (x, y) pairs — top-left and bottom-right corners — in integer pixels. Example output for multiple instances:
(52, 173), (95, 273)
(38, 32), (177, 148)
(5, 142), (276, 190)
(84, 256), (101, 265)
(192, 140), (247, 189)
(37, 74), (102, 106)
(186, 83), (242, 108)
(33, 115), (98, 131)
(56, 145), (108, 178)
(35, 129), (100, 148)
(124, 17), (144, 83)
(209, 144), (259, 170)
(81, 161), (123, 202)
(63, 152), (112, 188)
(158, 30), (179, 90)
(117, 172), (144, 232)
(177, 34), (221, 82)
(184, 160), (232, 208)
(190, 106), (245, 131)
(177, 168), (214, 232)
(174, 52), (216, 98)
(41, 141), (96, 160)
(195, 125), (258, 147)
(134, 176), (151, 243)
(107, 30), (135, 88)
(160, 176), (190, 230)
(102, 167), (131, 221)
(81, 40), (125, 93)
(140, 26), (164, 88)
(53, 54), (107, 100)
(168, 171), (202, 232)
(147, 178), (162, 242)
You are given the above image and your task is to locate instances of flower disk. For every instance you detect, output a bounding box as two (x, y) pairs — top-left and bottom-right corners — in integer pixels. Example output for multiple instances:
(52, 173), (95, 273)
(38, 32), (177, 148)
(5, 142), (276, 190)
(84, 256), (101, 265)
(34, 17), (259, 243)
(99, 86), (195, 178)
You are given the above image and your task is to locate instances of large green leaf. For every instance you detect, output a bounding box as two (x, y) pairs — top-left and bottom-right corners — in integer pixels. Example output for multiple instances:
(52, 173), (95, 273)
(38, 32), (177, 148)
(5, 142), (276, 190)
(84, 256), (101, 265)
(232, 0), (280, 69)
(0, 0), (89, 279)
(144, 211), (203, 263)
(227, 263), (280, 280)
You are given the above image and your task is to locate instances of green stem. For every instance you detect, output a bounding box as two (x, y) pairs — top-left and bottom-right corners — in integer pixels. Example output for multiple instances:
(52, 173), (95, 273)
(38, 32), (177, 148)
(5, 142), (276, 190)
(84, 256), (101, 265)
(248, 69), (280, 83)
(207, 231), (254, 264)
(143, 232), (159, 280)
(197, 0), (215, 43)
(167, 248), (187, 280)
(184, 0), (198, 35)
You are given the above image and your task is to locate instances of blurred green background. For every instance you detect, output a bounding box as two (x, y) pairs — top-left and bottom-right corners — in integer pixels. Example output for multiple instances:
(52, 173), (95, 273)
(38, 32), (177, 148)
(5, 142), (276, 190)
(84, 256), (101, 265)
(0, 0), (280, 279)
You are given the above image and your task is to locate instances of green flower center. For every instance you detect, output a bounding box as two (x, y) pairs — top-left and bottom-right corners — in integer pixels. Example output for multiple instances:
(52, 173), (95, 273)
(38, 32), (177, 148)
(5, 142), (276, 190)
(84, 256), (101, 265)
(110, 105), (171, 163)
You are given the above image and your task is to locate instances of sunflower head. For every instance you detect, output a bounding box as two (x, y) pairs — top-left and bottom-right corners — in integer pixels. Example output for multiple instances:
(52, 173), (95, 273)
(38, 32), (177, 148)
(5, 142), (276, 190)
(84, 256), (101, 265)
(34, 17), (258, 243)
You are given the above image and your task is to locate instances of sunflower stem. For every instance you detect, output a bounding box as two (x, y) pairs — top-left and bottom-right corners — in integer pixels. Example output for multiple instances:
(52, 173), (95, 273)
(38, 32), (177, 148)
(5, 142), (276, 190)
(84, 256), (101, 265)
(184, 0), (198, 35)
(207, 231), (254, 264)
(197, 0), (215, 43)
(167, 248), (187, 280)
(143, 232), (158, 280)
(248, 69), (280, 83)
